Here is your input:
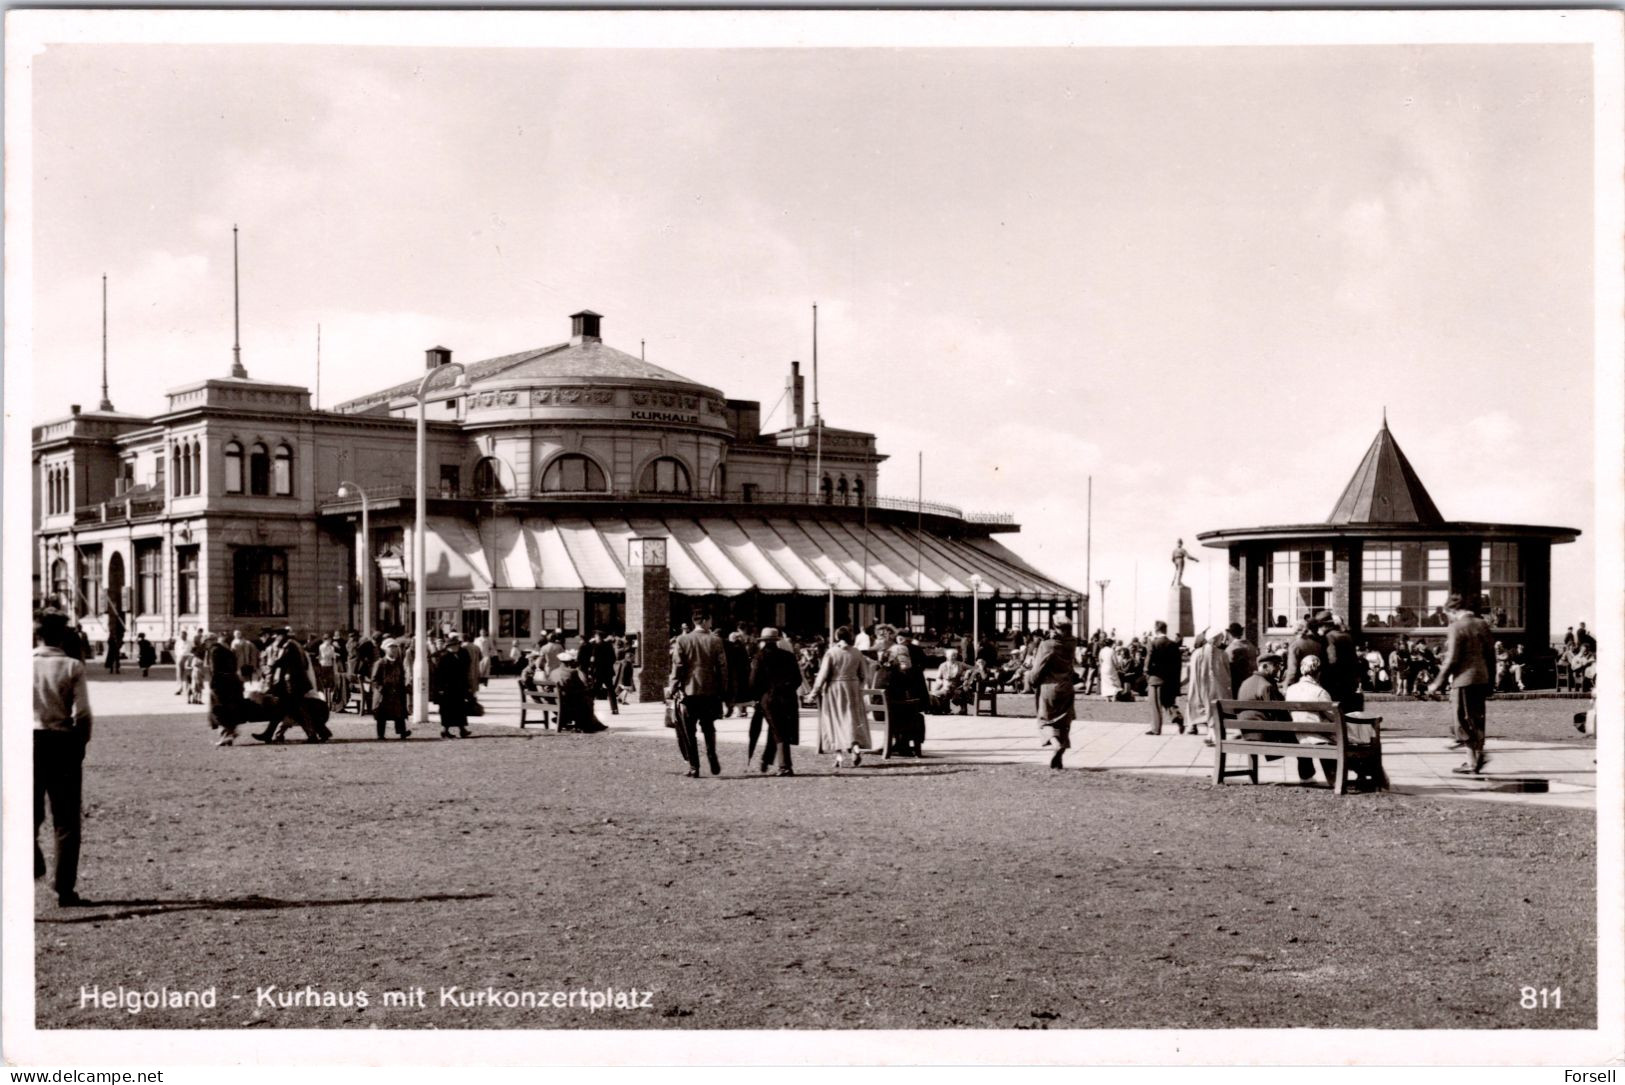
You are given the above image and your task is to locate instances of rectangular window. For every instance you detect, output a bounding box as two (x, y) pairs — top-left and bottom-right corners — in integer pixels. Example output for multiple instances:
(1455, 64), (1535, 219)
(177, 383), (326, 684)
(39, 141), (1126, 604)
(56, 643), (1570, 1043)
(1361, 541), (1450, 629)
(232, 547), (286, 617)
(1480, 542), (1525, 629)
(177, 546), (199, 615)
(1266, 547), (1333, 629)
(462, 608), (489, 639)
(76, 546), (102, 619)
(439, 465), (461, 498)
(135, 540), (163, 616)
(498, 608), (532, 640)
(542, 608), (560, 633)
(561, 608), (580, 636)
(153, 454), (165, 493)
(741, 483), (760, 503)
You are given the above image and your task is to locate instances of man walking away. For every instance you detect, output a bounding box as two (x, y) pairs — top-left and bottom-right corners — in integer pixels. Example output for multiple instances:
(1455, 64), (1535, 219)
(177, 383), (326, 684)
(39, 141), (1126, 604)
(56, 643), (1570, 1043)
(34, 609), (92, 907)
(668, 610), (728, 777)
(749, 627), (802, 775)
(1144, 621), (1184, 735)
(1028, 620), (1078, 769)
(1430, 593), (1497, 774)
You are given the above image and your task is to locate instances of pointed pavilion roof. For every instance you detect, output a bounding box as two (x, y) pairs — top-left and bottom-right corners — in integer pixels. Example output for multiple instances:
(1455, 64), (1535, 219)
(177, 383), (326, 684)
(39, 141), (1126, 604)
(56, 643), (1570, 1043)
(1326, 419), (1444, 525)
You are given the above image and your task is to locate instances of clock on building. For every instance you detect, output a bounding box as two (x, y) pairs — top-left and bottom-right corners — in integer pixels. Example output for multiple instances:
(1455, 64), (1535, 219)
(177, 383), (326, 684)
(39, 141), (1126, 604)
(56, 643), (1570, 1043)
(629, 536), (667, 568)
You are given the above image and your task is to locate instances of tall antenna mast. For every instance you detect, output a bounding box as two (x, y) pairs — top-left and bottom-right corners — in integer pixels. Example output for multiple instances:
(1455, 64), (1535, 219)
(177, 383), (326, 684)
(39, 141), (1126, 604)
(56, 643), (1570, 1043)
(315, 324), (322, 409)
(1085, 474), (1092, 630)
(98, 274), (114, 411)
(230, 225), (246, 378)
(812, 303), (822, 503)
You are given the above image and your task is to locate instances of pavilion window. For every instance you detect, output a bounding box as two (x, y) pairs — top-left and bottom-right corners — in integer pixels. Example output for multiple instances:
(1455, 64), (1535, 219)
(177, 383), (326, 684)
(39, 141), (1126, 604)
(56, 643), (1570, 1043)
(77, 546), (102, 619)
(273, 445), (293, 496)
(473, 456), (506, 497)
(1360, 542), (1451, 629)
(135, 540), (163, 616)
(640, 457), (691, 496)
(233, 546), (287, 617)
(1480, 542), (1525, 629)
(224, 441), (243, 494)
(248, 444), (271, 496)
(539, 453), (607, 494)
(1265, 547), (1333, 629)
(177, 546), (199, 616)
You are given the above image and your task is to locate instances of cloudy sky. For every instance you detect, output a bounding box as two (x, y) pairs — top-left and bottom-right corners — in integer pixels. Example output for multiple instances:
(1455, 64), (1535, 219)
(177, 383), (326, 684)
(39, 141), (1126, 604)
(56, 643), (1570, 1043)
(21, 27), (1601, 631)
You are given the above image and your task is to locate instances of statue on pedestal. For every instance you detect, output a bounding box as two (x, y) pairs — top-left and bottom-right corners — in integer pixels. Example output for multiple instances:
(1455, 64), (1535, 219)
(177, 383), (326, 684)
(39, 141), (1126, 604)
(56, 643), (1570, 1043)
(1171, 538), (1199, 586)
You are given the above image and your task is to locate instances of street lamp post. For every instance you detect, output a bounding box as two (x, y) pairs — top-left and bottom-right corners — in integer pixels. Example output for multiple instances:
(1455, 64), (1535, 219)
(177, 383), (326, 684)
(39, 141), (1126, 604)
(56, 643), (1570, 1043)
(825, 574), (838, 644)
(414, 359), (467, 726)
(337, 481), (371, 641)
(1096, 579), (1110, 636)
(969, 573), (983, 652)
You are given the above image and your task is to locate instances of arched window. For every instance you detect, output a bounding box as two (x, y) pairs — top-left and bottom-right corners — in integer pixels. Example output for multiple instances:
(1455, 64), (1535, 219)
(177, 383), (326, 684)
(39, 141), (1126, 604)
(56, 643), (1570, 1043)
(820, 474), (833, 505)
(172, 445), (183, 496)
(180, 441), (193, 496)
(473, 456), (507, 497)
(639, 456), (691, 495)
(249, 443), (270, 496)
(224, 441), (243, 494)
(191, 440), (203, 495)
(273, 444), (292, 496)
(837, 476), (850, 505)
(853, 477), (866, 506)
(50, 558), (69, 607)
(539, 454), (608, 494)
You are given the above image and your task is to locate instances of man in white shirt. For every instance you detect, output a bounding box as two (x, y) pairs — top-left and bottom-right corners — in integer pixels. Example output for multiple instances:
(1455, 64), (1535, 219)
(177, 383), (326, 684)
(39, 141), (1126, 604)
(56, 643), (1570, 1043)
(33, 610), (93, 907)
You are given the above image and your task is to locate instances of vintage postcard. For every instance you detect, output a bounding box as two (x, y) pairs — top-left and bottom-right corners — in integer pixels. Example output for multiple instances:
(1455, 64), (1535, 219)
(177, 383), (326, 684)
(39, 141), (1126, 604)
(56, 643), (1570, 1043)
(4, 8), (1621, 1069)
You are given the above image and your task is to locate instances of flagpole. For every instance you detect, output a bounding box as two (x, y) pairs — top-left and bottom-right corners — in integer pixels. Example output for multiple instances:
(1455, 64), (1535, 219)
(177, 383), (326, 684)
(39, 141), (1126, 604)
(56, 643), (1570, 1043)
(812, 303), (822, 504)
(98, 274), (113, 412)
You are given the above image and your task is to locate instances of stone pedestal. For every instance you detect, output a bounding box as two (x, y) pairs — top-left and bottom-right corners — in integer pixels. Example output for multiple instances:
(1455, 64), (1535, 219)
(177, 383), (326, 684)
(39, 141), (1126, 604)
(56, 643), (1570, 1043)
(625, 564), (671, 703)
(1168, 584), (1194, 639)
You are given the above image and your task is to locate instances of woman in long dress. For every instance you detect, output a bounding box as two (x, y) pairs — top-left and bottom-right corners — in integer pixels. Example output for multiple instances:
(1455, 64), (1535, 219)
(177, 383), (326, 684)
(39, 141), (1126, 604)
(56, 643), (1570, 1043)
(1186, 630), (1233, 735)
(1097, 638), (1123, 700)
(809, 625), (871, 768)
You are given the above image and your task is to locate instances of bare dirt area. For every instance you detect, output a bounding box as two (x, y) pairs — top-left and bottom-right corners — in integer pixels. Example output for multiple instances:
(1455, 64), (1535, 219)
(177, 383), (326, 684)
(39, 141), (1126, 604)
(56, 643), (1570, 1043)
(37, 704), (1594, 1031)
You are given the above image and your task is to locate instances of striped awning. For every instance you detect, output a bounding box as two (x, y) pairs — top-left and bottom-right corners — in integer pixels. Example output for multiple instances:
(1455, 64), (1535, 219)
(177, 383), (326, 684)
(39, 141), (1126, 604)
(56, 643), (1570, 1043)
(419, 514), (1077, 600)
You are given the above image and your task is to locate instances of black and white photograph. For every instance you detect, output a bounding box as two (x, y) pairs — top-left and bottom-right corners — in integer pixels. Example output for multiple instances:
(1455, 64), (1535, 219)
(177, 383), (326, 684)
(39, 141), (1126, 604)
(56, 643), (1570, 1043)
(5, 9), (1622, 1069)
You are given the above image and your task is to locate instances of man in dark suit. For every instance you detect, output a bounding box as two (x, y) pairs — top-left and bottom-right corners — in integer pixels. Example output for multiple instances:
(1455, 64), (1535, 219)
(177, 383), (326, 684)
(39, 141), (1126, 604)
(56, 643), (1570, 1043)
(1321, 614), (1362, 715)
(749, 627), (801, 776)
(668, 610), (728, 777)
(1430, 593), (1497, 774)
(1143, 620), (1184, 735)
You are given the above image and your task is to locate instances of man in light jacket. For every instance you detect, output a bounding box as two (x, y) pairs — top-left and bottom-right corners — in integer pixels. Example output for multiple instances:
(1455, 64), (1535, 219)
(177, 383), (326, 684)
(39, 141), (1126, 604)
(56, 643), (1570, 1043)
(668, 611), (728, 777)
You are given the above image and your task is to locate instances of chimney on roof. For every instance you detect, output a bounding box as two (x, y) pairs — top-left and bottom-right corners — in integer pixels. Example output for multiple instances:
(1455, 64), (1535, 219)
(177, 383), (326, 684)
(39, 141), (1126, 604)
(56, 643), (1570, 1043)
(70, 404), (81, 416)
(786, 361), (805, 428)
(570, 310), (603, 345)
(425, 346), (452, 370)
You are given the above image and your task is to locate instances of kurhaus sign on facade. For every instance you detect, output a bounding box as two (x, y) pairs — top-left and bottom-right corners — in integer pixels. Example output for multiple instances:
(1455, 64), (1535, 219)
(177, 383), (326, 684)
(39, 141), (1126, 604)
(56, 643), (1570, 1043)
(34, 309), (1079, 653)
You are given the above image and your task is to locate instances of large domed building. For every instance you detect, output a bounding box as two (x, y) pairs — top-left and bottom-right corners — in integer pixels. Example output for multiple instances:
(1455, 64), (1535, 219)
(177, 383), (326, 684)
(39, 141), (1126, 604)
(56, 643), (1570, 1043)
(33, 310), (1080, 655)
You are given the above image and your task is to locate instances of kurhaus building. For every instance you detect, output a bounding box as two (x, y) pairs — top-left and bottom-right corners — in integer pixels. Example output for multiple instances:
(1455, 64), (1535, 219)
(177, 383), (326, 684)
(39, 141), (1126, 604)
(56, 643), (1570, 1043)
(33, 310), (1080, 655)
(1197, 419), (1578, 653)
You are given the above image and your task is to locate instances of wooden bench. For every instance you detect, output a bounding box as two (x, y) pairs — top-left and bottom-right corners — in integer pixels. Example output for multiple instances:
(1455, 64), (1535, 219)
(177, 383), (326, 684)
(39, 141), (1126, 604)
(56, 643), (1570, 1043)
(862, 688), (893, 759)
(973, 680), (999, 717)
(1212, 699), (1387, 795)
(518, 681), (560, 730)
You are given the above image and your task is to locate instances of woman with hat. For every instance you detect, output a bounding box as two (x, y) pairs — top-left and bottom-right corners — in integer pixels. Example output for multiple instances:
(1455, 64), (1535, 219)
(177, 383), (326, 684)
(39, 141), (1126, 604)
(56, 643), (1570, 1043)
(808, 625), (871, 769)
(370, 638), (411, 740)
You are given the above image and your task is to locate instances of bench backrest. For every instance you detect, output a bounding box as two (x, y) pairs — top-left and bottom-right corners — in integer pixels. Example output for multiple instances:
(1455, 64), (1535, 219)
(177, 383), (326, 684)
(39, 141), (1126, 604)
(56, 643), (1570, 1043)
(1214, 699), (1345, 746)
(861, 688), (889, 725)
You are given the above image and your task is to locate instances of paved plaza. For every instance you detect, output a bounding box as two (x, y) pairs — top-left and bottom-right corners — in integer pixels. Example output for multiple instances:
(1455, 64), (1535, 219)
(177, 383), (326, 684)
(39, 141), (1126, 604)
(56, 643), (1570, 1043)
(97, 669), (1596, 810)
